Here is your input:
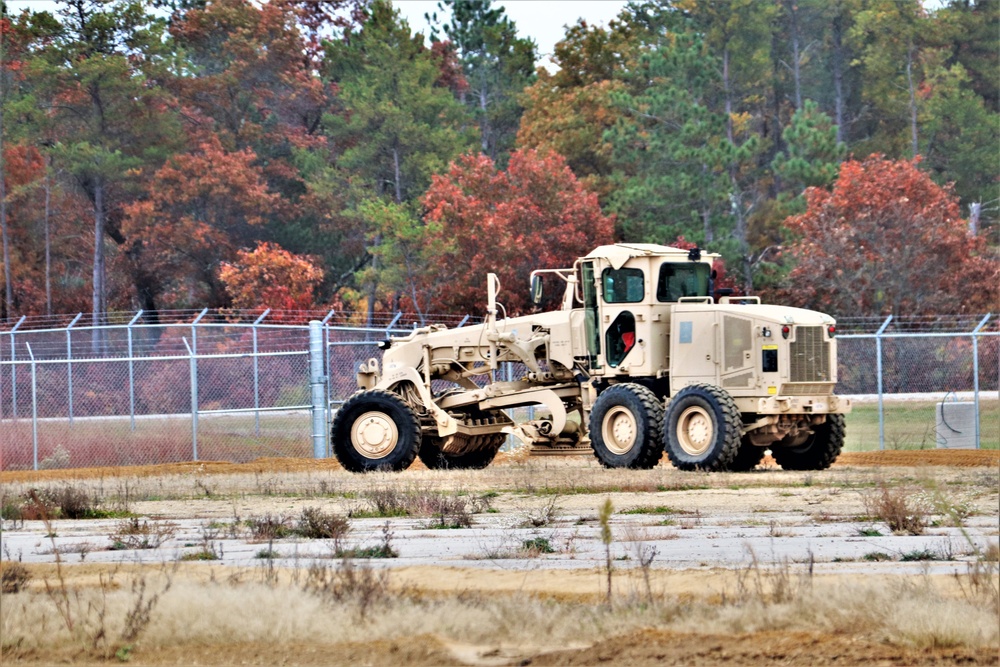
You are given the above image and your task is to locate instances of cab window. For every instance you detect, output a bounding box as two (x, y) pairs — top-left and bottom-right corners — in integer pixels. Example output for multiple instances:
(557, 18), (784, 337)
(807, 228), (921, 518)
(656, 263), (710, 302)
(602, 268), (644, 303)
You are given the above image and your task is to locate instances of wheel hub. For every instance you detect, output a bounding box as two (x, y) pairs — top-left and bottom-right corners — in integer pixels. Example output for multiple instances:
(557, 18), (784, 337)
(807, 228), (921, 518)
(351, 411), (399, 458)
(677, 406), (713, 456)
(603, 406), (637, 455)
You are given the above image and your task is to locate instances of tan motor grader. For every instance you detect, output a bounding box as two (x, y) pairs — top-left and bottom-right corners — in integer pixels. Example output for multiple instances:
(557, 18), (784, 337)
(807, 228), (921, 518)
(332, 243), (850, 473)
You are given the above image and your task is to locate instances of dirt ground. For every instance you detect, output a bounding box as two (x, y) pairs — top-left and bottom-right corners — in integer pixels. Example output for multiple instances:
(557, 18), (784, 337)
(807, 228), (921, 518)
(2, 450), (998, 666)
(2, 448), (997, 484)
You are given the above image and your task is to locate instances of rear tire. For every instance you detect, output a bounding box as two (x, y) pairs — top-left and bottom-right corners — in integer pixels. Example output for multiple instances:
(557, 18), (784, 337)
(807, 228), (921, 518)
(588, 383), (664, 469)
(331, 390), (421, 473)
(663, 384), (741, 472)
(770, 414), (845, 471)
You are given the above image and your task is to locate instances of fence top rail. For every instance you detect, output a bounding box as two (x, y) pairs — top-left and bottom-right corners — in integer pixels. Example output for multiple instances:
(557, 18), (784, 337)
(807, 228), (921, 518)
(0, 308), (479, 332)
(838, 330), (1000, 339)
(835, 313), (994, 334)
(0, 348), (309, 365)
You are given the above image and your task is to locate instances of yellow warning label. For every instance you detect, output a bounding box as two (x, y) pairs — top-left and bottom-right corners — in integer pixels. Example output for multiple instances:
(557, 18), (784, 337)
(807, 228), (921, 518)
(767, 386), (777, 395)
(762, 345), (778, 350)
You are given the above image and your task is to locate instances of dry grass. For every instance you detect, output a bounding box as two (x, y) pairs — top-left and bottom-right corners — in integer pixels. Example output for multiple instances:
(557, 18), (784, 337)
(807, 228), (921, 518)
(2, 562), (997, 661)
(1, 457), (997, 663)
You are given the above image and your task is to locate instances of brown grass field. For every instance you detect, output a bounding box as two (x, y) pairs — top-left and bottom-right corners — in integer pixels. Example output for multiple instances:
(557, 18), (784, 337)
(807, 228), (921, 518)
(1, 449), (998, 666)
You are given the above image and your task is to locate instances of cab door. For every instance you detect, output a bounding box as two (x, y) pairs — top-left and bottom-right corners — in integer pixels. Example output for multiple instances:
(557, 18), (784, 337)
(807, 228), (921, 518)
(570, 260), (604, 374)
(599, 262), (650, 374)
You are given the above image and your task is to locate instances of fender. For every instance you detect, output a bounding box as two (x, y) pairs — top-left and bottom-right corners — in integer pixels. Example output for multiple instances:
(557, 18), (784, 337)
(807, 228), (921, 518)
(376, 365), (458, 437)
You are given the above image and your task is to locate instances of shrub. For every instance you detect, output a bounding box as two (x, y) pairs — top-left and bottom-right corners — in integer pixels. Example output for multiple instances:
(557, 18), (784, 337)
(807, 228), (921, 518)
(862, 482), (927, 535)
(1, 561), (32, 593)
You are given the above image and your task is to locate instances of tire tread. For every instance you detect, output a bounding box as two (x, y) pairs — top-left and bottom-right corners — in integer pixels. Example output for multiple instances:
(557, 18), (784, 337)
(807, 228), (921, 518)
(664, 383), (742, 472)
(331, 389), (421, 473)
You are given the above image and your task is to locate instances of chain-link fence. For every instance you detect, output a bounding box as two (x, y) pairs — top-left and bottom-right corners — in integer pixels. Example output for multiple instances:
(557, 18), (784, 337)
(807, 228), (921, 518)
(838, 315), (999, 451)
(0, 310), (996, 470)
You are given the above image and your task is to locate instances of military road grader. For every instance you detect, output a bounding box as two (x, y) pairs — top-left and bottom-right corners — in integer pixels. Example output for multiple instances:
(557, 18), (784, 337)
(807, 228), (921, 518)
(332, 243), (850, 473)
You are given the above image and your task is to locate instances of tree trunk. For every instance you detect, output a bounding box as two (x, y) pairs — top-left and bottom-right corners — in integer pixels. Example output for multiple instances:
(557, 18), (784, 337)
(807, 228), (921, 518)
(479, 85), (490, 156)
(789, 0), (802, 110)
(44, 162), (52, 315)
(0, 35), (10, 320)
(0, 142), (10, 320)
(832, 8), (846, 144)
(393, 146), (402, 204)
(906, 40), (918, 158)
(723, 46), (752, 291)
(723, 48), (734, 145)
(701, 164), (713, 244)
(91, 179), (105, 352)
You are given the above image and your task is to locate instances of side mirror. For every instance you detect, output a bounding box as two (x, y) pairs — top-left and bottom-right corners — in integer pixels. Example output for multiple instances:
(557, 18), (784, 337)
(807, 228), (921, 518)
(530, 273), (543, 305)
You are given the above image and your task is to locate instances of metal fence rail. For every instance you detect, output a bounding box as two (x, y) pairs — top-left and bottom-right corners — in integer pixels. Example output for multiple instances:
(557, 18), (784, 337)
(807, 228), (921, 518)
(0, 310), (995, 470)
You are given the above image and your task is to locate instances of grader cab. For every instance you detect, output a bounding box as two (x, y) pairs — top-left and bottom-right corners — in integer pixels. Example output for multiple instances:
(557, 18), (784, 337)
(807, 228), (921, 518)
(332, 243), (849, 473)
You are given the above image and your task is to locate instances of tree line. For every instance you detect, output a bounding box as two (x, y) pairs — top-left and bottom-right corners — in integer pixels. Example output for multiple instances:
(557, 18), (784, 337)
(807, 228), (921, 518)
(0, 0), (995, 328)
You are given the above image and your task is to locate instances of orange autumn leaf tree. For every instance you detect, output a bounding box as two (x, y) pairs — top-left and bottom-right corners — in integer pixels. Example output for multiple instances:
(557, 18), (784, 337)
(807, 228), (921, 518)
(421, 148), (614, 315)
(779, 155), (999, 316)
(219, 242), (323, 314)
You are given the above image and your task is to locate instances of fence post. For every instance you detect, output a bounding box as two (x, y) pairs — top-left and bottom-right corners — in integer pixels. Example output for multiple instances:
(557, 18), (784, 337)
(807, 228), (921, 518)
(127, 310), (143, 431)
(321, 309), (335, 451)
(972, 314), (991, 450)
(875, 315), (892, 451)
(9, 315), (25, 419)
(26, 343), (37, 470)
(309, 320), (328, 459)
(66, 313), (82, 425)
(182, 337), (198, 461)
(252, 309), (270, 436)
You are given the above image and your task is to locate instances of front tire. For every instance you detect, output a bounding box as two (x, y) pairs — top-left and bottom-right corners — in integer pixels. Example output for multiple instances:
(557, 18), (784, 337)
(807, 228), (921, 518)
(770, 414), (845, 471)
(588, 383), (664, 469)
(332, 390), (421, 473)
(663, 384), (741, 471)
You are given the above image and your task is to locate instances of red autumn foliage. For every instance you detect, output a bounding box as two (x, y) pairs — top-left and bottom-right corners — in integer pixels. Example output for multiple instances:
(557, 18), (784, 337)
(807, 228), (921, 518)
(122, 136), (280, 307)
(219, 241), (324, 315)
(778, 155), (998, 316)
(421, 149), (614, 315)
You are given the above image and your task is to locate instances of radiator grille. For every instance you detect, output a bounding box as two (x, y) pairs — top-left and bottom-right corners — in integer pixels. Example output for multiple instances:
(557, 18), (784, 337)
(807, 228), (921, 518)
(789, 326), (831, 383)
(780, 382), (834, 396)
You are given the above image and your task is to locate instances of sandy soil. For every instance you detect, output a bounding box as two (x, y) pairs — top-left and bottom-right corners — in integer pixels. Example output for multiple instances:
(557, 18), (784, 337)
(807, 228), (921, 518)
(2, 450), (998, 666)
(2, 448), (997, 485)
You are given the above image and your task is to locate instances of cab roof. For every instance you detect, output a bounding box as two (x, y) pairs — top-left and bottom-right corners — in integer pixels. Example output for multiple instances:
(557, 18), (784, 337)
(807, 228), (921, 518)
(585, 243), (720, 270)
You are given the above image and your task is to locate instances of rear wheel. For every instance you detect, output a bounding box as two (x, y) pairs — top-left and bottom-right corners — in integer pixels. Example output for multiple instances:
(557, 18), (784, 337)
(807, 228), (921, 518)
(663, 384), (741, 472)
(770, 414), (845, 471)
(589, 383), (664, 469)
(331, 390), (421, 473)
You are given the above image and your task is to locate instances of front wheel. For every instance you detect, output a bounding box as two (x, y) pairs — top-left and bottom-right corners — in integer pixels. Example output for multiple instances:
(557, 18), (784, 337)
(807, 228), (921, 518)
(332, 390), (421, 473)
(770, 414), (845, 471)
(588, 383), (664, 469)
(663, 384), (741, 472)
